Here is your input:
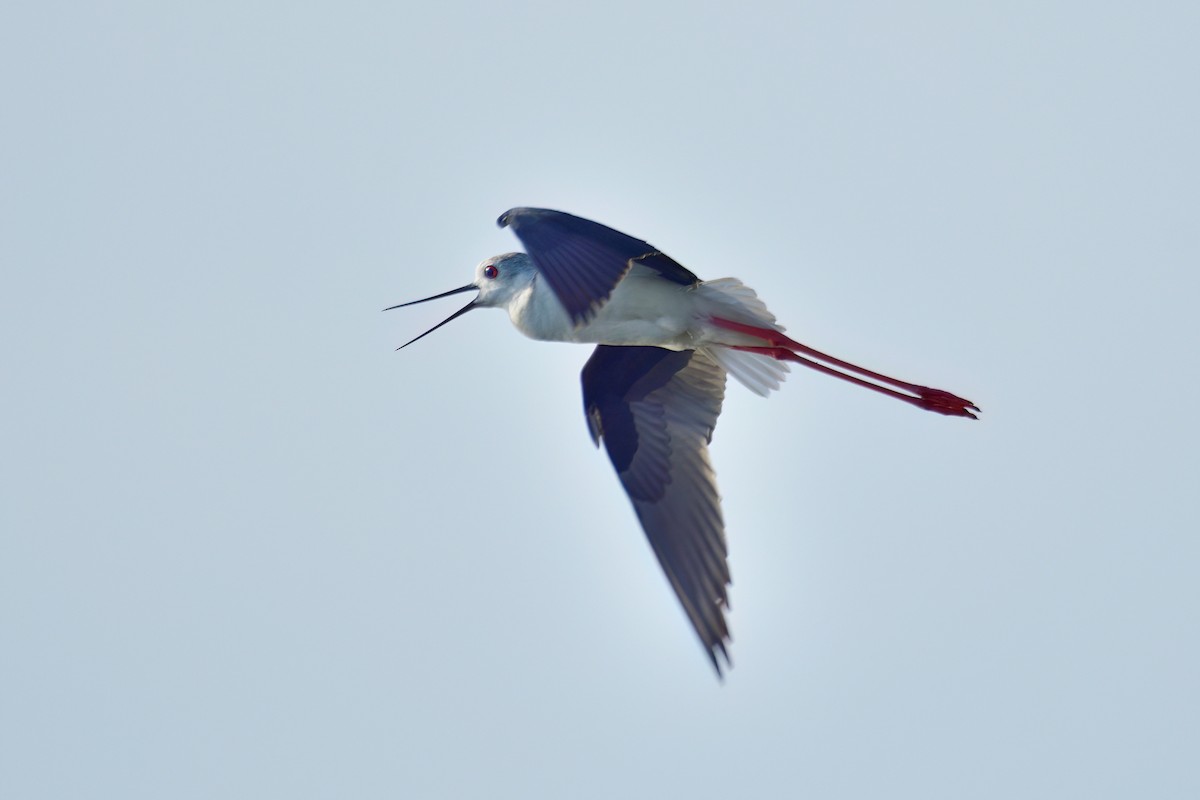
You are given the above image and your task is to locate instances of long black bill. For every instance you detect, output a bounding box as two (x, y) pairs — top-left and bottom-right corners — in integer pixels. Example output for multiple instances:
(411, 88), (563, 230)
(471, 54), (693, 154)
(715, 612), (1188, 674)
(384, 284), (478, 349)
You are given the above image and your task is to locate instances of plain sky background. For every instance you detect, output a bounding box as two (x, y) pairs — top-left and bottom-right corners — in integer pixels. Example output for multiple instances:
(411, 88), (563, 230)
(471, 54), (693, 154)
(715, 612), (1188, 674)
(2, 2), (1197, 798)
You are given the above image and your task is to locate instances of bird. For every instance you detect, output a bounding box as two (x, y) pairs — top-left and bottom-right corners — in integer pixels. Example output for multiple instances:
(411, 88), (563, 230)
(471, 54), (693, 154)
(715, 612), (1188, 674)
(388, 207), (978, 675)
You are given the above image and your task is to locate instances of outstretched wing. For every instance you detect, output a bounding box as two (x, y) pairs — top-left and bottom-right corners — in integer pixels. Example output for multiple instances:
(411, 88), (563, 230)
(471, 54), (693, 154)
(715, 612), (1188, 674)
(580, 345), (731, 675)
(499, 207), (700, 326)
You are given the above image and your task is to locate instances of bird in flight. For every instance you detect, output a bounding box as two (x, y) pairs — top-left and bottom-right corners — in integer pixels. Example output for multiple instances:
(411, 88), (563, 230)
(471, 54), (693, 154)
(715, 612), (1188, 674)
(388, 207), (978, 675)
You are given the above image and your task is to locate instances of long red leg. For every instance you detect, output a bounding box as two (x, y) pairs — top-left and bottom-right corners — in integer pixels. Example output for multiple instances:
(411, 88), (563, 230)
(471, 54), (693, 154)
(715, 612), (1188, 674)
(714, 318), (979, 419)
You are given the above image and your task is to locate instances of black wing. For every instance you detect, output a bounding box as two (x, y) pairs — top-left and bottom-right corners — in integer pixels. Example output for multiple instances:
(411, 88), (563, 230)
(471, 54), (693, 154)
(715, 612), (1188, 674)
(499, 207), (700, 326)
(581, 345), (731, 675)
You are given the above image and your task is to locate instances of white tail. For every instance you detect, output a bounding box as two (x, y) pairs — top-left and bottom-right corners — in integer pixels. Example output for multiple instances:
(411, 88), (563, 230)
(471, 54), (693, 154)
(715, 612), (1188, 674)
(706, 346), (789, 396)
(696, 278), (786, 330)
(696, 278), (790, 396)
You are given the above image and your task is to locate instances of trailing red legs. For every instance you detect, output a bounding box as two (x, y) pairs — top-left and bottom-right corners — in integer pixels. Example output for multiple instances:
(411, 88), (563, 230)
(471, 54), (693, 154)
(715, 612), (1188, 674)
(710, 317), (979, 419)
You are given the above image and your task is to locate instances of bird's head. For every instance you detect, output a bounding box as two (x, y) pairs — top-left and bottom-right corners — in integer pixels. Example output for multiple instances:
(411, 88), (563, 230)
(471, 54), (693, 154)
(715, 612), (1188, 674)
(471, 252), (537, 309)
(385, 252), (538, 349)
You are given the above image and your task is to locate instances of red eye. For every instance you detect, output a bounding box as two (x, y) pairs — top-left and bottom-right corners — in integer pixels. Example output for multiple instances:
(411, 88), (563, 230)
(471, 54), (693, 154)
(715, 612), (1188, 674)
(483, 265), (499, 279)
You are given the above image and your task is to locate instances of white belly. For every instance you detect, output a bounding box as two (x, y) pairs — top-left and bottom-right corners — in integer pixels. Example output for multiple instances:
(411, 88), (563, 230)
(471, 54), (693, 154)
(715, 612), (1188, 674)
(510, 274), (700, 348)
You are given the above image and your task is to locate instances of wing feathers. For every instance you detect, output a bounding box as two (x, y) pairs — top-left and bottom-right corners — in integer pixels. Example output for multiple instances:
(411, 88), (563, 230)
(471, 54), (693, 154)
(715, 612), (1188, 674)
(501, 207), (700, 325)
(581, 345), (732, 674)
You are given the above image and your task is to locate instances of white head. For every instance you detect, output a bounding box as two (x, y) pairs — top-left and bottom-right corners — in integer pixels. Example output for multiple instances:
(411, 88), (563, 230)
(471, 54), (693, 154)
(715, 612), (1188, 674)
(386, 251), (539, 348)
(471, 252), (537, 309)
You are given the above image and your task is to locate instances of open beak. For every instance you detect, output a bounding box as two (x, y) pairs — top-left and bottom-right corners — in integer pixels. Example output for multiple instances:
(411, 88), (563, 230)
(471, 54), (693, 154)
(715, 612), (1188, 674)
(384, 284), (478, 349)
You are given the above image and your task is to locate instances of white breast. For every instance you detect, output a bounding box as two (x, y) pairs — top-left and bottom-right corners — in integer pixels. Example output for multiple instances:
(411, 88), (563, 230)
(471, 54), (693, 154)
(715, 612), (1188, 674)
(508, 274), (699, 348)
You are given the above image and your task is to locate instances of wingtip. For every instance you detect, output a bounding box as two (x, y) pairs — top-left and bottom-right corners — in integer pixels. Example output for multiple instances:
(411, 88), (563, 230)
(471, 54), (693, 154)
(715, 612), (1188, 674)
(497, 206), (559, 229)
(709, 641), (733, 682)
(497, 207), (533, 228)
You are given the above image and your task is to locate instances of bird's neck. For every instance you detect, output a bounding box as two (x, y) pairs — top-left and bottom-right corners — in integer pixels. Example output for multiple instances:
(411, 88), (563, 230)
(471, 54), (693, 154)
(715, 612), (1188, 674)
(508, 277), (574, 342)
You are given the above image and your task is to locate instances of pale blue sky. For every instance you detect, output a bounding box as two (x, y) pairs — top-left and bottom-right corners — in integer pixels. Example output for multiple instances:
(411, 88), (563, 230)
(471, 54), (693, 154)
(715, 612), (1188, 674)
(2, 2), (1197, 798)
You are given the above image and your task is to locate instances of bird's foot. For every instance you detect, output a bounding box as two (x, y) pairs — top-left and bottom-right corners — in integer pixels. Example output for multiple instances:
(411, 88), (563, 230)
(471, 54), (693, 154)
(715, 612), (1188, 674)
(913, 388), (980, 419)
